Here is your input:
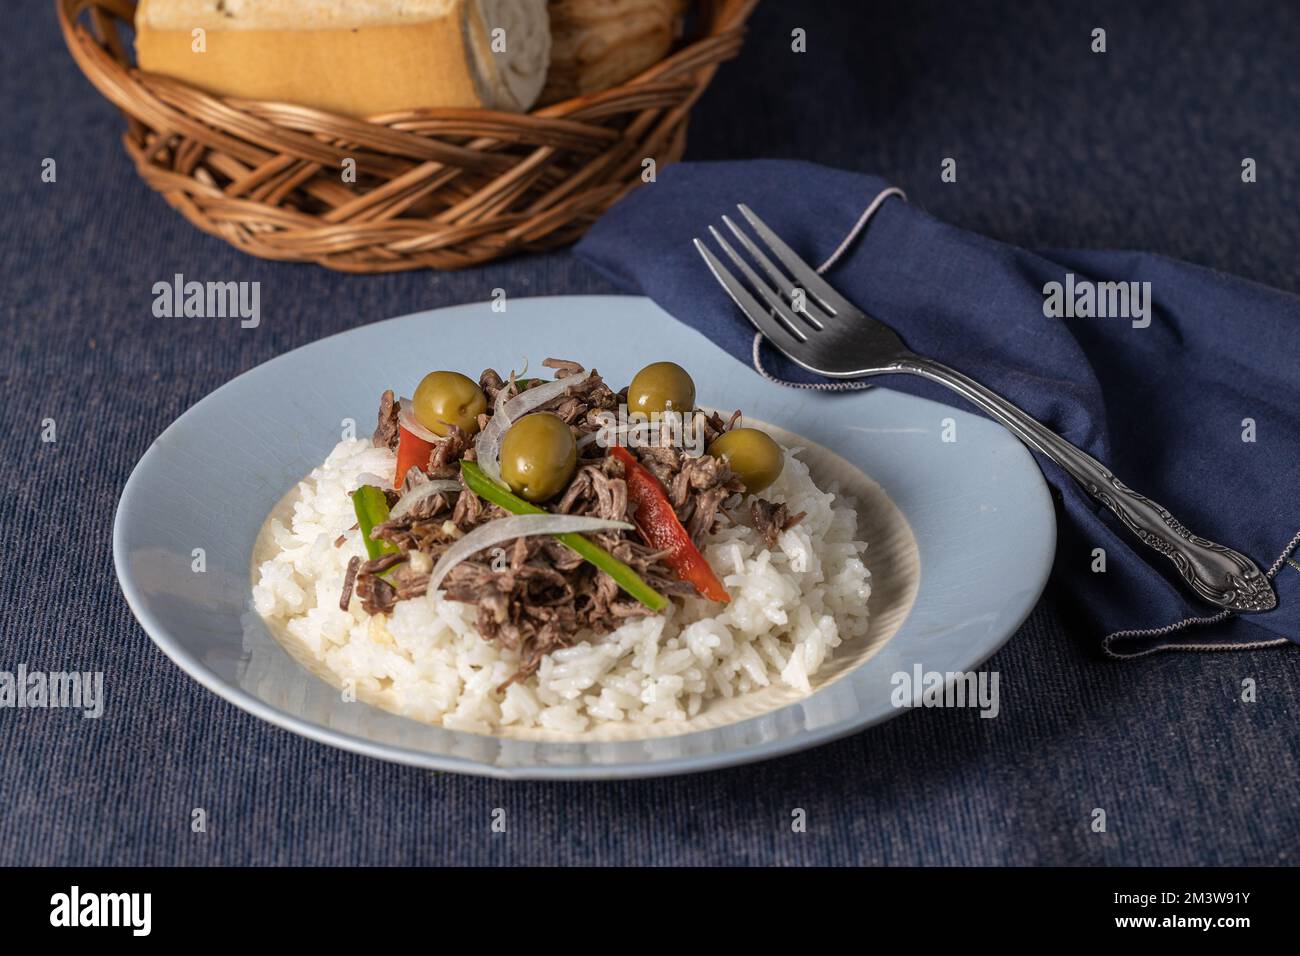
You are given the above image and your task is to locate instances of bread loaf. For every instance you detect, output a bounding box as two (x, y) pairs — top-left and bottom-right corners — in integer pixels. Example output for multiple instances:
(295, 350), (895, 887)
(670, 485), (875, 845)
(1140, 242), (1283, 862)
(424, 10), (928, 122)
(134, 0), (551, 116)
(540, 0), (686, 104)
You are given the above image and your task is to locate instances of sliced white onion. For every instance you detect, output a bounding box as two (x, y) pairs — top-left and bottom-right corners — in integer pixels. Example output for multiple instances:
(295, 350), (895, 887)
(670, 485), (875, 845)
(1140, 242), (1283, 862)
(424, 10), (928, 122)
(390, 479), (462, 520)
(474, 387), (515, 488)
(506, 371), (591, 414)
(474, 371), (594, 488)
(427, 514), (631, 594)
(397, 398), (441, 444)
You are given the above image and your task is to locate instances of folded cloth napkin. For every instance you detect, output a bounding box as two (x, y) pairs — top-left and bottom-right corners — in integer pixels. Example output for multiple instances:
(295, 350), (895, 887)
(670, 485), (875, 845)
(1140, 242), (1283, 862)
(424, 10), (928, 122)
(576, 160), (1300, 655)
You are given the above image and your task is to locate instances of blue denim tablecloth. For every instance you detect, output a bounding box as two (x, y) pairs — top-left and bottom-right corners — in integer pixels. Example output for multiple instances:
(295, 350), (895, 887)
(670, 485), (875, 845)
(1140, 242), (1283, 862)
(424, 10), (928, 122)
(1, 0), (1296, 865)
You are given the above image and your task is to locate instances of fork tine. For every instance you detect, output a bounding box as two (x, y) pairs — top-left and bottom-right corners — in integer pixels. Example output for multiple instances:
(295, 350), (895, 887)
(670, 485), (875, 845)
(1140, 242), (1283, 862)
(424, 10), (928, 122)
(720, 215), (827, 331)
(693, 239), (808, 348)
(706, 226), (811, 341)
(736, 204), (859, 316)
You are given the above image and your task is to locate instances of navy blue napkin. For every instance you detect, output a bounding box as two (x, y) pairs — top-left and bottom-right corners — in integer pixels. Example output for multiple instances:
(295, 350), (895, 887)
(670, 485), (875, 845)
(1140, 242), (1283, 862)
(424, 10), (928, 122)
(576, 160), (1299, 654)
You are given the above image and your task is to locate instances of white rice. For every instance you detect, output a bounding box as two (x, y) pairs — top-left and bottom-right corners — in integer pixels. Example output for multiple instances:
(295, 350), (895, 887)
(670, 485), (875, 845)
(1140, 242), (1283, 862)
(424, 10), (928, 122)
(253, 439), (871, 734)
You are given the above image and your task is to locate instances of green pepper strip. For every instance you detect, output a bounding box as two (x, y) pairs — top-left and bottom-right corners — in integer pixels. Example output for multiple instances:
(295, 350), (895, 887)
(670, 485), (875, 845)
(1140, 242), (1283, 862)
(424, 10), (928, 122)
(460, 460), (668, 612)
(352, 485), (401, 562)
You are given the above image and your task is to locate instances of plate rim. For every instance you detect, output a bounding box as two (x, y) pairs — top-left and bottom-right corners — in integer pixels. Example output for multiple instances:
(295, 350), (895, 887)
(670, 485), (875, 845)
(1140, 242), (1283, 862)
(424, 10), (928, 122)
(113, 294), (1056, 780)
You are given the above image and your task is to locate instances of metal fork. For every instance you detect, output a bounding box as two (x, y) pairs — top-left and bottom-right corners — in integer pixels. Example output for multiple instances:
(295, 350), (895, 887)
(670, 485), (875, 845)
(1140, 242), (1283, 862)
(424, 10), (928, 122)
(695, 204), (1276, 613)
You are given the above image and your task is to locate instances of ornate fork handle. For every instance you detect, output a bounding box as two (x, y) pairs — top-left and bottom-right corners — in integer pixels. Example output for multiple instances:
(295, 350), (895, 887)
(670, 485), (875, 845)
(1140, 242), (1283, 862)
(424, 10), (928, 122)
(891, 355), (1276, 613)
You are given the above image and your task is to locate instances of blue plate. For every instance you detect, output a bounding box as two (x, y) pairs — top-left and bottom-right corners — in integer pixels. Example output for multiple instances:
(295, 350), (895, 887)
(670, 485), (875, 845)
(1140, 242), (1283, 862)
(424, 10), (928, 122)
(114, 295), (1055, 778)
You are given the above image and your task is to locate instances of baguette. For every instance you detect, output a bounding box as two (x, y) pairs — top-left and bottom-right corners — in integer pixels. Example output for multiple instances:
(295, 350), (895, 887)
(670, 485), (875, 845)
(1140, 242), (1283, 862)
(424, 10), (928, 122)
(135, 0), (551, 116)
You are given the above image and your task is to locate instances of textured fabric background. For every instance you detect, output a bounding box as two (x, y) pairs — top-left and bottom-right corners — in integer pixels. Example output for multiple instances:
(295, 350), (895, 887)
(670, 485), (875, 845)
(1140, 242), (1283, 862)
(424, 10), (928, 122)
(1, 0), (1296, 865)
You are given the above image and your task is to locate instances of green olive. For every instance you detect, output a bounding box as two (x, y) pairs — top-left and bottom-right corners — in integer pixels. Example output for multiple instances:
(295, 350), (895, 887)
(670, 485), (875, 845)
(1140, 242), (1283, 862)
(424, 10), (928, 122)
(628, 362), (696, 416)
(500, 413), (578, 502)
(412, 371), (487, 437)
(708, 427), (783, 494)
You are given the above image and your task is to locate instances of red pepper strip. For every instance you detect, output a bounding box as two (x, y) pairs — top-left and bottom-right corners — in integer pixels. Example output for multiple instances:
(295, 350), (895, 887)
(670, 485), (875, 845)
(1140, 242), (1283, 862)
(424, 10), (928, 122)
(393, 424), (435, 489)
(610, 445), (730, 603)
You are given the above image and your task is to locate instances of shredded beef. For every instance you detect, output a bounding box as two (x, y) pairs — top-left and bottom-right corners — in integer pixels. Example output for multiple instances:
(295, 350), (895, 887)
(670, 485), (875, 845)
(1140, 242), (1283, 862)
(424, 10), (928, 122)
(542, 357), (585, 378)
(634, 445), (682, 486)
(349, 362), (747, 685)
(374, 389), (401, 451)
(339, 556), (361, 610)
(684, 486), (731, 543)
(353, 551), (409, 614)
(535, 362), (619, 444)
(451, 475), (486, 527)
(426, 425), (468, 478)
(750, 497), (807, 549)
(626, 441), (743, 545)
(386, 561), (430, 603)
(702, 409), (742, 446)
(479, 368), (507, 404)
(390, 472), (455, 523)
(555, 459), (628, 522)
(438, 533), (693, 686)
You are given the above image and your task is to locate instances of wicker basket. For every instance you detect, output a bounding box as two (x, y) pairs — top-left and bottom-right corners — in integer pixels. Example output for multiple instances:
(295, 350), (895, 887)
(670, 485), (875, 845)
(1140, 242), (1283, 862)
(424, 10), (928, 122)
(58, 0), (757, 272)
